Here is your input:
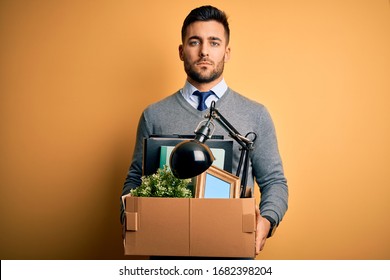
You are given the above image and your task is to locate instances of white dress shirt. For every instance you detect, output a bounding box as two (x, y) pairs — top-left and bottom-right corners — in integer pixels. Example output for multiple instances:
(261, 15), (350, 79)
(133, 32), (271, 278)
(180, 79), (228, 110)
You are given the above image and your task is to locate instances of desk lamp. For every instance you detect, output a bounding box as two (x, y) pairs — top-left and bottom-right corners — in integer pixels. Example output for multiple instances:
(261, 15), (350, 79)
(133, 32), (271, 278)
(170, 101), (257, 198)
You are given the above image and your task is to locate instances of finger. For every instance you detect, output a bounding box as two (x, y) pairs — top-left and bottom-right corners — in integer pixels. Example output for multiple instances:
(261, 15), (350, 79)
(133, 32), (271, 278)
(255, 234), (262, 255)
(260, 241), (265, 252)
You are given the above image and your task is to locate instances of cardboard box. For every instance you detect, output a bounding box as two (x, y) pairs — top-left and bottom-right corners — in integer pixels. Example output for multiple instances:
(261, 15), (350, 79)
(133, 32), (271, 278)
(124, 196), (256, 258)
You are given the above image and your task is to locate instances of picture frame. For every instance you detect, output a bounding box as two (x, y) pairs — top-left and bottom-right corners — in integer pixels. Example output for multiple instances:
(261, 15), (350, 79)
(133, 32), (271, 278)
(195, 165), (241, 199)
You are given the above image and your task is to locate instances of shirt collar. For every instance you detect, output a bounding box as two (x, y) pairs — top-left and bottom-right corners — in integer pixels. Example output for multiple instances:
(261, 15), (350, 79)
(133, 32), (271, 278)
(181, 79), (228, 99)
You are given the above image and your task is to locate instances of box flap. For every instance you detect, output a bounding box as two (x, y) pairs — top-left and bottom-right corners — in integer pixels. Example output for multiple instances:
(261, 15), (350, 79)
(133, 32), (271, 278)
(125, 195), (138, 212)
(124, 196), (140, 231)
(242, 213), (255, 233)
(126, 212), (138, 231)
(241, 197), (256, 233)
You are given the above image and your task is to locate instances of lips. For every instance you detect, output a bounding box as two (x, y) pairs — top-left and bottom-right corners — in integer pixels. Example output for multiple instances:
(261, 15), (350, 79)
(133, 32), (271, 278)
(196, 62), (212, 68)
(196, 59), (213, 66)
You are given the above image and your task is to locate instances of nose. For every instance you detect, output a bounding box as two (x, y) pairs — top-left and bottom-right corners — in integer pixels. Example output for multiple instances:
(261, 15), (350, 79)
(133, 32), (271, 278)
(200, 44), (209, 57)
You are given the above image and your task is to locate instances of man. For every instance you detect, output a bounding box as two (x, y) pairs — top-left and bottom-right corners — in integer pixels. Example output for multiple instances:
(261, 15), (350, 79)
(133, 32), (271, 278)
(121, 5), (288, 255)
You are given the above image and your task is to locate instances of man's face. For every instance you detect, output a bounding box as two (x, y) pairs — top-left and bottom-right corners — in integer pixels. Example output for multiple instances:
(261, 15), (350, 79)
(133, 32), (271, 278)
(179, 20), (230, 86)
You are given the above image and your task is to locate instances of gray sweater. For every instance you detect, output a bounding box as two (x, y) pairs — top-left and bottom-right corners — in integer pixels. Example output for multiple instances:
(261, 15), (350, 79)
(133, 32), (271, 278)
(122, 88), (288, 225)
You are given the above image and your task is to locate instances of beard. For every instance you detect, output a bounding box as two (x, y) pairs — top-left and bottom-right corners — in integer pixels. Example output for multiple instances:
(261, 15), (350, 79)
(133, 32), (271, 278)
(184, 57), (225, 84)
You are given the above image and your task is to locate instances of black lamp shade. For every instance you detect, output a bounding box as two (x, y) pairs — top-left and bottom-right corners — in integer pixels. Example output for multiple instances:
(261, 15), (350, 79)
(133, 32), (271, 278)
(169, 140), (215, 179)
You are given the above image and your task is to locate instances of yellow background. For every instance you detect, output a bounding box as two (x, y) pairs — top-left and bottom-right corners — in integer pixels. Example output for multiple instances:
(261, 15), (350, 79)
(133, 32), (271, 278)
(1, 0), (389, 259)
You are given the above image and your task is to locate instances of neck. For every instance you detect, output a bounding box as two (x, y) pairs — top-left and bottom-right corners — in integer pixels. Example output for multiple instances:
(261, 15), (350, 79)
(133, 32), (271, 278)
(187, 76), (224, 92)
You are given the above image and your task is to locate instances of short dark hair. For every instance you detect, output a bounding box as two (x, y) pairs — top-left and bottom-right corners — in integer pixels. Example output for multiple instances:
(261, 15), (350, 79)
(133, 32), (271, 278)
(181, 5), (230, 44)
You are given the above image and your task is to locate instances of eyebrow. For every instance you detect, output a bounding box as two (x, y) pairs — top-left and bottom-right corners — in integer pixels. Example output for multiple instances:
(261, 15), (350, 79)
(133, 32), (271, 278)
(209, 36), (222, 42)
(188, 35), (223, 42)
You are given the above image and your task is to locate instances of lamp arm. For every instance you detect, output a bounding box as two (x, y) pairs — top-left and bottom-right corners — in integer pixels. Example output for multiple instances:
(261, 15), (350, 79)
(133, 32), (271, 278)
(206, 102), (257, 198)
(208, 102), (253, 149)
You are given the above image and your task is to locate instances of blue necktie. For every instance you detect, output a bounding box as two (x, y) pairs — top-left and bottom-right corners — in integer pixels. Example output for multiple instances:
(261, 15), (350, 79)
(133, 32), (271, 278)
(193, 90), (214, 111)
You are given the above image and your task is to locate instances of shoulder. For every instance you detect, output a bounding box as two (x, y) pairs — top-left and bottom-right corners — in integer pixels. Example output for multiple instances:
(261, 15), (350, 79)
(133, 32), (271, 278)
(220, 89), (276, 130)
(144, 91), (181, 113)
(224, 88), (268, 113)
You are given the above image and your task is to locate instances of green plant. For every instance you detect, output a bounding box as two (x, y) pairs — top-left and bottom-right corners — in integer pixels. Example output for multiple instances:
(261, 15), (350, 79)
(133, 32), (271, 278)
(130, 165), (192, 198)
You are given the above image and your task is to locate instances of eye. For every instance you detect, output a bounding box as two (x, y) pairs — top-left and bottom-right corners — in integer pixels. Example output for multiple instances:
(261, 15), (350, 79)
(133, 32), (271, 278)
(189, 40), (200, 46)
(210, 41), (220, 47)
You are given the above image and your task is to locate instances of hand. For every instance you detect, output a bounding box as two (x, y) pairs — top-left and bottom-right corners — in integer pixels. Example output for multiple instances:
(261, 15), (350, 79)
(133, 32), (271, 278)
(255, 207), (271, 255)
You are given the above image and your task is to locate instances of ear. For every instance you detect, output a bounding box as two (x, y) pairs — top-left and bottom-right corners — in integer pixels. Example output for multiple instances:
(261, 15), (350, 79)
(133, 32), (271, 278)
(178, 44), (184, 61)
(224, 46), (231, 63)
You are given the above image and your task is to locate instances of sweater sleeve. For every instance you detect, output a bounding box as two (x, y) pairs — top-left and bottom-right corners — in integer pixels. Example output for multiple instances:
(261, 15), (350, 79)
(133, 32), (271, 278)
(120, 112), (151, 223)
(251, 107), (288, 225)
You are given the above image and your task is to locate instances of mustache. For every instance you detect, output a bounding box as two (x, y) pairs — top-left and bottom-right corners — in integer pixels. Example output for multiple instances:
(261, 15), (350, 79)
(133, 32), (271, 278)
(195, 58), (214, 65)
